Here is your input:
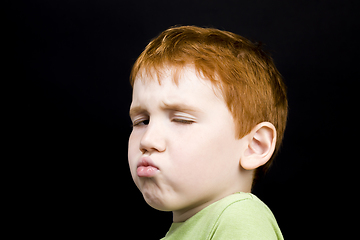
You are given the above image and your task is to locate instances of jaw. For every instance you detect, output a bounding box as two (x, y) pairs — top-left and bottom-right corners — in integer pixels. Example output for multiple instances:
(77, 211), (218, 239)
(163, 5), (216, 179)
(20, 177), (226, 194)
(138, 176), (175, 212)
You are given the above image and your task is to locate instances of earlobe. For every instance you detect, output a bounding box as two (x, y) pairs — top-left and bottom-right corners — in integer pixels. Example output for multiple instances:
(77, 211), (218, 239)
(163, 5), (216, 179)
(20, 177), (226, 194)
(241, 122), (277, 170)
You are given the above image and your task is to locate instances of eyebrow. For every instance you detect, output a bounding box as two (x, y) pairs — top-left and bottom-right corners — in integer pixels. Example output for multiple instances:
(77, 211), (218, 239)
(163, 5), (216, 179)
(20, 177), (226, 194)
(161, 102), (202, 113)
(129, 106), (147, 118)
(129, 102), (202, 117)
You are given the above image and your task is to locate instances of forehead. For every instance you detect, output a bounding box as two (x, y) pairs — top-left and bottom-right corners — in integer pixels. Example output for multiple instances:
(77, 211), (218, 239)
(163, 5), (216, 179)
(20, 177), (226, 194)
(135, 64), (222, 92)
(130, 66), (225, 113)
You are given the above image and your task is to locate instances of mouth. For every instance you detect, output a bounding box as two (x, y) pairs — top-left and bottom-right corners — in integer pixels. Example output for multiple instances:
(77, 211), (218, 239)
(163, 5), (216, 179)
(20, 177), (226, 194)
(137, 157), (159, 178)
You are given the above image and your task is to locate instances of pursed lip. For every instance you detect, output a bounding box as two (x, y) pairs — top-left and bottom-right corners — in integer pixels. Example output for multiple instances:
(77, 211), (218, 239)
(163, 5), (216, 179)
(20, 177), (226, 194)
(137, 156), (159, 170)
(136, 156), (160, 178)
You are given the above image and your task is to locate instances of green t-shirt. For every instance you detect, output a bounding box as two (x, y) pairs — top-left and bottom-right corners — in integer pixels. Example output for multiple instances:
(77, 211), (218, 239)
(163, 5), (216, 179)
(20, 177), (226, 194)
(161, 192), (283, 239)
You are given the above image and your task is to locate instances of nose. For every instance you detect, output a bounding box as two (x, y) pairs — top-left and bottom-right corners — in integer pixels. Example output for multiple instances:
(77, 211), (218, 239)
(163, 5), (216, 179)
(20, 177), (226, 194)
(139, 121), (166, 154)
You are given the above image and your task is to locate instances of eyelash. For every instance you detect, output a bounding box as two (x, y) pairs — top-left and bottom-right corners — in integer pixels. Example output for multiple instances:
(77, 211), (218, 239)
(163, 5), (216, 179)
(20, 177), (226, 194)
(132, 119), (149, 127)
(172, 118), (194, 124)
(132, 118), (194, 127)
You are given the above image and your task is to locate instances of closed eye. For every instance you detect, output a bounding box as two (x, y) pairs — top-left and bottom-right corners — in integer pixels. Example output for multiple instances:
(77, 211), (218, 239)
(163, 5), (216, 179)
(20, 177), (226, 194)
(172, 118), (194, 124)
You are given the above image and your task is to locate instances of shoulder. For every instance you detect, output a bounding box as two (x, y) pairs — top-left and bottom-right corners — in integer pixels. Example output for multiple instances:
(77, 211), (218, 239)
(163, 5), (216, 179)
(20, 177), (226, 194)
(210, 193), (283, 240)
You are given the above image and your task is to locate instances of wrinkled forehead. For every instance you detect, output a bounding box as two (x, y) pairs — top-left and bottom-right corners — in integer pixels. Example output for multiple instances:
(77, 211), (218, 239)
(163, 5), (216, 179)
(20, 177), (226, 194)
(134, 64), (191, 86)
(133, 64), (224, 98)
(130, 65), (231, 122)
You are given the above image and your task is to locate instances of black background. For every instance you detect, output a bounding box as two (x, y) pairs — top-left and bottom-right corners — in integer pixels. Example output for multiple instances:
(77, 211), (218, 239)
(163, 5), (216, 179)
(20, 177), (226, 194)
(13, 0), (357, 239)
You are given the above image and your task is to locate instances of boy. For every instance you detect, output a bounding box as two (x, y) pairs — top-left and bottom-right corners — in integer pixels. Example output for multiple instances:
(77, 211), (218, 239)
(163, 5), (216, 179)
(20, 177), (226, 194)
(128, 26), (287, 239)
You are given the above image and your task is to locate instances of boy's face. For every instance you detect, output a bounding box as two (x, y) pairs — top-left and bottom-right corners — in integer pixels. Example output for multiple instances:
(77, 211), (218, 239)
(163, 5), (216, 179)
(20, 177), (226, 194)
(128, 66), (250, 221)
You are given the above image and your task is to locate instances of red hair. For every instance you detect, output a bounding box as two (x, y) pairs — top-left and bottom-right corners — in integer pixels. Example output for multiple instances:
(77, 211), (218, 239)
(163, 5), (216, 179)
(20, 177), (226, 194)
(130, 26), (288, 181)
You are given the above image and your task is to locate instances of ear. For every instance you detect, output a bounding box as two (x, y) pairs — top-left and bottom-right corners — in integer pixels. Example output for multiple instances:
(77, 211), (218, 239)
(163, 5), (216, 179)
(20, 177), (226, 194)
(240, 122), (277, 170)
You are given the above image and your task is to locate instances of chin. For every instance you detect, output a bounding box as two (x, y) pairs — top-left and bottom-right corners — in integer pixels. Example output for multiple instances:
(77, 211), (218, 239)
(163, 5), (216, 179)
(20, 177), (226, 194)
(138, 178), (182, 212)
(143, 192), (172, 212)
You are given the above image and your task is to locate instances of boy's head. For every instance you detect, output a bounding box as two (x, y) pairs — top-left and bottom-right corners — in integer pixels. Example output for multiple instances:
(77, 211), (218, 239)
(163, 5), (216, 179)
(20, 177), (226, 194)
(128, 26), (287, 221)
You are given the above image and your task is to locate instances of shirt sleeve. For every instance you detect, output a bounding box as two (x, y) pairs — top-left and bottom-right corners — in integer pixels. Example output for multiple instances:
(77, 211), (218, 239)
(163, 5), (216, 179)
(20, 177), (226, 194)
(210, 199), (283, 240)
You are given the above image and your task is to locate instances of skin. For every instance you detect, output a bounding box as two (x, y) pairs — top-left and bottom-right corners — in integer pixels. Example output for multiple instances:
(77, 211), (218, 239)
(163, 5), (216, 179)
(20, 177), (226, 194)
(128, 66), (276, 222)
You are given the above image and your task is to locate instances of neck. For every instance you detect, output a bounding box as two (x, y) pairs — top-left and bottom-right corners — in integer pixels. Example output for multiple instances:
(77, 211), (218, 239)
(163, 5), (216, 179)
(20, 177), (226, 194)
(172, 198), (220, 223)
(172, 168), (254, 222)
